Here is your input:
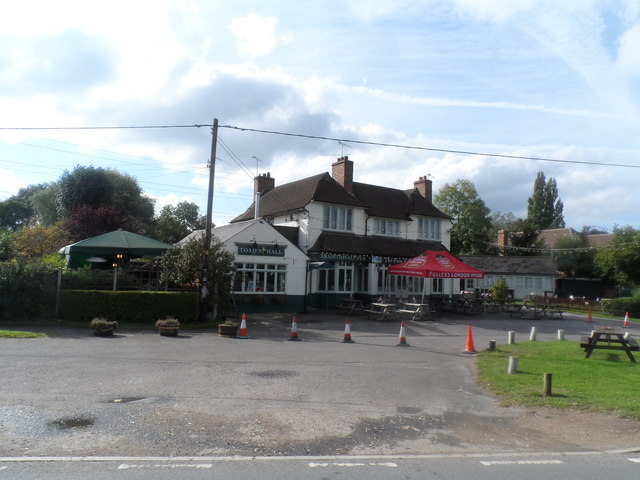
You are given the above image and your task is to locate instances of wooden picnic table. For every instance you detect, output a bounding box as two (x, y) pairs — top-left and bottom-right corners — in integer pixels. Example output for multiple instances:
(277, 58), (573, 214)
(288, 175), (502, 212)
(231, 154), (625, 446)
(396, 302), (434, 321)
(363, 302), (397, 321)
(580, 327), (639, 363)
(337, 298), (364, 315)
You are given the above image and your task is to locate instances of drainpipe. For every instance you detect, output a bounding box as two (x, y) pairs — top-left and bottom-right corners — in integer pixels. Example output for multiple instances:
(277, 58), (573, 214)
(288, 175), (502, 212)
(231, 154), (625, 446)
(254, 192), (261, 219)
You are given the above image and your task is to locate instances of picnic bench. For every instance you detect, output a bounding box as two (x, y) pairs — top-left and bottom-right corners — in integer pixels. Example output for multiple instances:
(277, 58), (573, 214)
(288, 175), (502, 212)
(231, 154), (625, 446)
(580, 327), (639, 363)
(396, 302), (435, 321)
(541, 304), (564, 318)
(337, 298), (364, 315)
(363, 302), (396, 321)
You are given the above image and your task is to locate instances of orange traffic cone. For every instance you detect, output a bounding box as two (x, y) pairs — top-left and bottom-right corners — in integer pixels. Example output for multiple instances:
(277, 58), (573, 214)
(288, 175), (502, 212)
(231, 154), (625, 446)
(288, 316), (300, 341)
(341, 318), (355, 343)
(586, 308), (593, 323)
(237, 313), (249, 339)
(464, 325), (477, 354)
(396, 320), (409, 347)
(624, 312), (630, 327)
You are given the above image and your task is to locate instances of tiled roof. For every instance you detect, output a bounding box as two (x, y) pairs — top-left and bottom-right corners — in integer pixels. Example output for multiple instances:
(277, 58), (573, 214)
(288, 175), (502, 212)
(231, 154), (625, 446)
(584, 233), (614, 248)
(231, 172), (451, 223)
(309, 232), (446, 259)
(460, 255), (558, 276)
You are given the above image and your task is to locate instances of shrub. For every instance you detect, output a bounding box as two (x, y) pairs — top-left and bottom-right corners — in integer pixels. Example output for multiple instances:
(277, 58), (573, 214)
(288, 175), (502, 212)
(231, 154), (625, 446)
(0, 259), (58, 319)
(490, 278), (508, 301)
(58, 290), (198, 323)
(601, 297), (640, 317)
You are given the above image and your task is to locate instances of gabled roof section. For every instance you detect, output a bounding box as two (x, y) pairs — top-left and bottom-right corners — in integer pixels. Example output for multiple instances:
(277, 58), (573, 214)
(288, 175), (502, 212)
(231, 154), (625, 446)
(406, 189), (452, 219)
(178, 219), (263, 246)
(231, 172), (367, 223)
(460, 255), (558, 276)
(352, 182), (412, 220)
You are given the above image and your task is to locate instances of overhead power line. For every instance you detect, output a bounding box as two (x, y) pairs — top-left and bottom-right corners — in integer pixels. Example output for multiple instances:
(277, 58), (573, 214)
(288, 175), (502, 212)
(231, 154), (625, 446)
(1, 122), (638, 168)
(220, 125), (640, 169)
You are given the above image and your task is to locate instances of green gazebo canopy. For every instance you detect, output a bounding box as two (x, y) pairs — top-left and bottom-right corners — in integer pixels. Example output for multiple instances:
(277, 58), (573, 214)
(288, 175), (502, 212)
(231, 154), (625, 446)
(60, 230), (172, 268)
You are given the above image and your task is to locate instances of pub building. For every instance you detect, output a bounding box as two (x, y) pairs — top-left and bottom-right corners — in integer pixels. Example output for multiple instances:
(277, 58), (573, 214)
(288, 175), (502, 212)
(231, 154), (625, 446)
(221, 156), (459, 312)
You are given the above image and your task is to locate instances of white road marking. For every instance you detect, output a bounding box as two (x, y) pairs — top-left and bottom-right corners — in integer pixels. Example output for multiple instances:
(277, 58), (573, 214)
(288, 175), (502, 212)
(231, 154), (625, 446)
(0, 466), (7, 470)
(309, 462), (397, 468)
(118, 463), (212, 470)
(629, 458), (640, 463)
(481, 460), (564, 466)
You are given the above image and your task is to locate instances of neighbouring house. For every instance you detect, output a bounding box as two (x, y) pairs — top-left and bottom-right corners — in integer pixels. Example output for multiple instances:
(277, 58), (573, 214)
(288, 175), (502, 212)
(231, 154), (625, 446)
(223, 156), (455, 311)
(179, 218), (309, 312)
(536, 227), (614, 249)
(498, 227), (614, 251)
(459, 255), (558, 300)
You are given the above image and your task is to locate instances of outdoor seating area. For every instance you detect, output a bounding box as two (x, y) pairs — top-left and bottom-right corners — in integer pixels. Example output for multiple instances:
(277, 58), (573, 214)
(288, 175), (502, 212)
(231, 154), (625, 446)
(337, 294), (565, 321)
(580, 327), (640, 363)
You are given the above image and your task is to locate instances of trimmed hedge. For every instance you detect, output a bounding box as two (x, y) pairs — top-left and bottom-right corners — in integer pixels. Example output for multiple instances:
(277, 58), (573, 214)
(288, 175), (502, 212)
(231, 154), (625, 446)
(57, 290), (198, 323)
(601, 297), (640, 318)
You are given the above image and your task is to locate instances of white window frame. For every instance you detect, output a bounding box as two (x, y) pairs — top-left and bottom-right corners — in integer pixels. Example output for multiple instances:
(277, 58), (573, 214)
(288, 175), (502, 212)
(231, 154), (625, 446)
(418, 218), (441, 240)
(233, 263), (287, 294)
(323, 205), (353, 232)
(373, 218), (400, 237)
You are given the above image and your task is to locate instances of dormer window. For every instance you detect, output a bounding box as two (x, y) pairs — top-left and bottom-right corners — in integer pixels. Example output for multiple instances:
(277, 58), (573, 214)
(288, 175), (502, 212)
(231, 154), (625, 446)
(374, 218), (400, 237)
(323, 205), (353, 232)
(418, 218), (441, 240)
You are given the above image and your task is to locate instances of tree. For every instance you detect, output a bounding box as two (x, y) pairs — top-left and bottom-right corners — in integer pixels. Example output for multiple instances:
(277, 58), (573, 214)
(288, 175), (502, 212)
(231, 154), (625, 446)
(527, 172), (565, 230)
(57, 166), (155, 233)
(31, 183), (62, 226)
(12, 222), (68, 258)
(504, 218), (544, 256)
(553, 235), (599, 278)
(64, 205), (127, 242)
(0, 197), (32, 230)
(0, 228), (14, 261)
(154, 202), (206, 244)
(161, 235), (235, 318)
(595, 226), (640, 286)
(434, 179), (493, 254)
(490, 211), (520, 232)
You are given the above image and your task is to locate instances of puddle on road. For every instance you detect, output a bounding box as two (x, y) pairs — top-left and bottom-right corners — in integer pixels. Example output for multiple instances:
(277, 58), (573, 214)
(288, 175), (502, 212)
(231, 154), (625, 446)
(109, 396), (155, 404)
(47, 416), (95, 430)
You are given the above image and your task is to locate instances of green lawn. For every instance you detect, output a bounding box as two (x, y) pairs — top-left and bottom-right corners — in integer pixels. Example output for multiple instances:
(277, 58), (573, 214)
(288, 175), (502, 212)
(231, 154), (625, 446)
(477, 340), (640, 419)
(0, 330), (47, 338)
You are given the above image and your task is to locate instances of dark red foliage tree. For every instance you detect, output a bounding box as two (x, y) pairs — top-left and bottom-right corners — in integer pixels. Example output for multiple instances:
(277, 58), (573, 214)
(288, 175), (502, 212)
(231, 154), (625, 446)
(64, 205), (127, 242)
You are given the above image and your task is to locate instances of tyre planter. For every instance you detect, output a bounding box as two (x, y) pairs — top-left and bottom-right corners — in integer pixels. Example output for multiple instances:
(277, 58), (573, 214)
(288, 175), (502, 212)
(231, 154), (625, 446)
(159, 327), (179, 337)
(93, 328), (115, 337)
(218, 323), (238, 337)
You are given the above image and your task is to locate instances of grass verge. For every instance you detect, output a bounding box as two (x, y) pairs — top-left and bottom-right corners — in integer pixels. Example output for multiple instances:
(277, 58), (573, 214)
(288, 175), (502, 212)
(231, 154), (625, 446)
(477, 340), (640, 419)
(0, 330), (47, 338)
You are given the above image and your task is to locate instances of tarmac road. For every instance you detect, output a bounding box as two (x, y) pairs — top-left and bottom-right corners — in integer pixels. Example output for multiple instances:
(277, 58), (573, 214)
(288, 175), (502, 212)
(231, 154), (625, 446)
(0, 311), (639, 457)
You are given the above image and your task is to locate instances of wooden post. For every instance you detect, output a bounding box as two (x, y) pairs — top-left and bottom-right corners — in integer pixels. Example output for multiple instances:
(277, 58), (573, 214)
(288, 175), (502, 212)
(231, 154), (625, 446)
(543, 372), (552, 397)
(508, 356), (518, 374)
(508, 331), (515, 344)
(488, 339), (496, 351)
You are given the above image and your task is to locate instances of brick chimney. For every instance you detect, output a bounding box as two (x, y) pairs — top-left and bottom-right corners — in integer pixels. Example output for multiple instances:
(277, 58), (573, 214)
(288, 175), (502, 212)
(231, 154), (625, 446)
(497, 229), (509, 250)
(331, 156), (354, 193)
(254, 172), (275, 198)
(413, 176), (433, 203)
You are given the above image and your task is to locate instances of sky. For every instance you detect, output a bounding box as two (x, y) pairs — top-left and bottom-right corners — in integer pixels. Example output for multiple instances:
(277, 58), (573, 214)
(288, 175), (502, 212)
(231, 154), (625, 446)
(1, 0), (640, 235)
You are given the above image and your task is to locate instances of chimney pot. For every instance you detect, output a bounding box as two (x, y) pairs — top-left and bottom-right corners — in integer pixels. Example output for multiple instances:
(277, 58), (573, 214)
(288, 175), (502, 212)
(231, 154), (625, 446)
(331, 155), (354, 193)
(413, 175), (433, 203)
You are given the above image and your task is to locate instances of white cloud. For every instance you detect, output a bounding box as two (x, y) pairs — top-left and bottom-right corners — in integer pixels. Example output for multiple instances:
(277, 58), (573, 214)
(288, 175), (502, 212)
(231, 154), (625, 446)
(231, 14), (280, 59)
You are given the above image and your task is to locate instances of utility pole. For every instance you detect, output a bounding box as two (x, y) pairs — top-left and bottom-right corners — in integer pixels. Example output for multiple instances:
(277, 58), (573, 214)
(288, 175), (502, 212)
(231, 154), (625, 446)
(199, 118), (218, 321)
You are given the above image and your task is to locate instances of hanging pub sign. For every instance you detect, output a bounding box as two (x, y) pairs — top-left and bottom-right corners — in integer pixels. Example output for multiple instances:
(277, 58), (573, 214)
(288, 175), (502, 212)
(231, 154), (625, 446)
(237, 243), (285, 257)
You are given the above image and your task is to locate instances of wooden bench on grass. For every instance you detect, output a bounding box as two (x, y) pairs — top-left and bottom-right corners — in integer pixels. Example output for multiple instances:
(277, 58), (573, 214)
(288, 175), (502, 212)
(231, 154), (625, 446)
(580, 328), (639, 363)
